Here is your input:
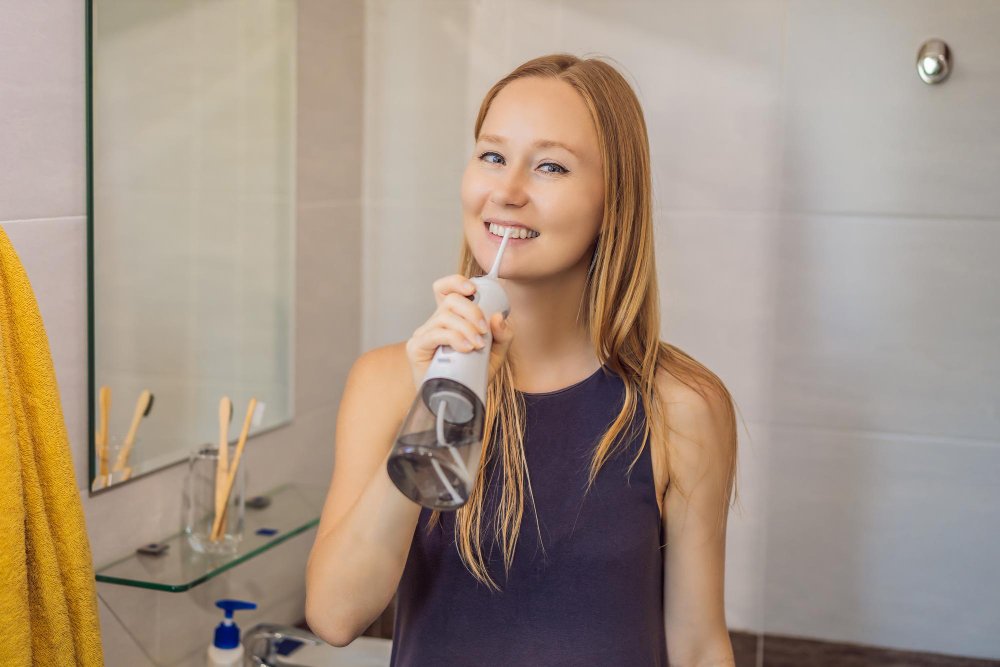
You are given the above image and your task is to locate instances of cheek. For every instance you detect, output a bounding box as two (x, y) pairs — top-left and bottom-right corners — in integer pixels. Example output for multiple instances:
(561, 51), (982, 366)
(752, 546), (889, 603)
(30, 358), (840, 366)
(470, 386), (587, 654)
(571, 182), (605, 245)
(580, 174), (605, 227)
(460, 171), (477, 234)
(540, 185), (603, 240)
(460, 167), (489, 214)
(460, 169), (492, 266)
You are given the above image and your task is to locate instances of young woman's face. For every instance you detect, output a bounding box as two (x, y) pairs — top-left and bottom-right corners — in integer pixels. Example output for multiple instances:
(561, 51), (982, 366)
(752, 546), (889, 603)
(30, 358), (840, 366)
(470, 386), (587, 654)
(461, 76), (605, 280)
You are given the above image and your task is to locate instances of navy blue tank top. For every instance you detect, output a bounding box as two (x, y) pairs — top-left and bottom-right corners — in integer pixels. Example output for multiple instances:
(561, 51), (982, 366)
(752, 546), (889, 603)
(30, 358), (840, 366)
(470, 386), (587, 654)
(389, 364), (668, 666)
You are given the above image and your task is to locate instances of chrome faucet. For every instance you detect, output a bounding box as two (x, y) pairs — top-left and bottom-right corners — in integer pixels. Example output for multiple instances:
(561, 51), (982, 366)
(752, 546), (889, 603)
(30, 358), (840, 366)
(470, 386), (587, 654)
(242, 623), (324, 667)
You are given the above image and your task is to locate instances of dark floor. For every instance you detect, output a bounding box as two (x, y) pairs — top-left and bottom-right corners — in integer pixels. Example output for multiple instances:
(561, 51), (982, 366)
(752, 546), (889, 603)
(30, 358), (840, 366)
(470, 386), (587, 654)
(731, 630), (759, 666)
(730, 630), (1000, 667)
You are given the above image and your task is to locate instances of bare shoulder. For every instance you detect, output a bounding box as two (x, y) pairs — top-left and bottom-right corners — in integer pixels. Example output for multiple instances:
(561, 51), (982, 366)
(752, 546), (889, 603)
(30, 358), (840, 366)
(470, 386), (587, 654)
(653, 353), (737, 489)
(349, 341), (413, 405)
(337, 341), (419, 439)
(654, 364), (732, 441)
(355, 340), (408, 371)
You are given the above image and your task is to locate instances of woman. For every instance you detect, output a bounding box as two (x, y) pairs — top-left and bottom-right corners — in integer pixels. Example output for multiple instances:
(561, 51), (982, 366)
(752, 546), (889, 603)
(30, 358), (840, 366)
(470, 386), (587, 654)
(306, 53), (739, 666)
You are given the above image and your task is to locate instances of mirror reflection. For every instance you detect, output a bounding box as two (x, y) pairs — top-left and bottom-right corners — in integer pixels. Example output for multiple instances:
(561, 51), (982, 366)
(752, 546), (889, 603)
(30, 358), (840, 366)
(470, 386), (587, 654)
(89, 0), (296, 491)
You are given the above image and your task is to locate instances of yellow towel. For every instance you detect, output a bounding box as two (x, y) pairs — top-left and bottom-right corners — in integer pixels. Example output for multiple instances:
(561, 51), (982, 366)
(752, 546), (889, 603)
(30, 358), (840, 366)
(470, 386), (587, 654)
(0, 226), (104, 666)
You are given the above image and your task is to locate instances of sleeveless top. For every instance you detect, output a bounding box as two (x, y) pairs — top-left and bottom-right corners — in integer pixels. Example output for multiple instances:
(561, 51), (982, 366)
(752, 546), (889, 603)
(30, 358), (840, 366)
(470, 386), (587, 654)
(389, 364), (667, 666)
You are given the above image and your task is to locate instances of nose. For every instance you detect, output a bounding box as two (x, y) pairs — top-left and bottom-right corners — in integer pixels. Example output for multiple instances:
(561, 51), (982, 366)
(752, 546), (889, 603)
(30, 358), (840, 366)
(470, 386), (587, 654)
(489, 167), (528, 208)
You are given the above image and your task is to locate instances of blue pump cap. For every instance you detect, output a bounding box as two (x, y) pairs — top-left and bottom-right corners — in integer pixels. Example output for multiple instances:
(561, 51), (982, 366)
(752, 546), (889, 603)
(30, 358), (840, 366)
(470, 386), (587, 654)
(213, 599), (257, 649)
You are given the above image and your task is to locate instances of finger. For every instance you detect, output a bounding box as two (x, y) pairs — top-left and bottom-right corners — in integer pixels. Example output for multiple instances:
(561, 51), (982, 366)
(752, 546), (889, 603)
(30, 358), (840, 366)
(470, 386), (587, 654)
(411, 317), (443, 341)
(441, 293), (488, 333)
(433, 275), (476, 306)
(431, 310), (485, 348)
(421, 326), (476, 353)
(412, 320), (433, 338)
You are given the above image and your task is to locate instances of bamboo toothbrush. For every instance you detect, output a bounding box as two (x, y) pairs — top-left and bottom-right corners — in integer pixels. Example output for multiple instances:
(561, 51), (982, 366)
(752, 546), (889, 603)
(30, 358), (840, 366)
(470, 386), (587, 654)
(113, 389), (154, 481)
(213, 396), (233, 542)
(211, 397), (257, 540)
(96, 385), (111, 489)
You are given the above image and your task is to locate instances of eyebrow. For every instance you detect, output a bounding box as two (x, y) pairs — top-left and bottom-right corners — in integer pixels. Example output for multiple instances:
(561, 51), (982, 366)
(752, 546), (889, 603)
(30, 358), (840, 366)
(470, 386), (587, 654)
(477, 134), (580, 158)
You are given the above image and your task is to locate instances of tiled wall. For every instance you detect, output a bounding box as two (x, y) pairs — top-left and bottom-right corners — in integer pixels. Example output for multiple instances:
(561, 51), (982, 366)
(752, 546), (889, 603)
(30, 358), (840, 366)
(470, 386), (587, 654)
(361, 0), (1000, 661)
(0, 0), (362, 664)
(763, 2), (1000, 658)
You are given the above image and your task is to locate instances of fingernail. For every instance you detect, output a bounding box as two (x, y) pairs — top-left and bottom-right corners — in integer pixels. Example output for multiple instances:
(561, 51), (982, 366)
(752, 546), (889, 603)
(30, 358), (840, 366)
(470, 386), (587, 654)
(478, 319), (488, 333)
(475, 335), (485, 346)
(464, 281), (475, 291)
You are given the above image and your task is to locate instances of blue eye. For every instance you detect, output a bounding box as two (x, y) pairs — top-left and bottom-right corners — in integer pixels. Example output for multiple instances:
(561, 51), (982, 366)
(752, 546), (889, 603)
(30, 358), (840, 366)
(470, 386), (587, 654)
(478, 152), (568, 175)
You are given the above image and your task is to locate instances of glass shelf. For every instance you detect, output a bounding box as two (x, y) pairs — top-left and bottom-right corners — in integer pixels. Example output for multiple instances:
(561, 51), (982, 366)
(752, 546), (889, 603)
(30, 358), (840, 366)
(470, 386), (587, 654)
(94, 483), (326, 592)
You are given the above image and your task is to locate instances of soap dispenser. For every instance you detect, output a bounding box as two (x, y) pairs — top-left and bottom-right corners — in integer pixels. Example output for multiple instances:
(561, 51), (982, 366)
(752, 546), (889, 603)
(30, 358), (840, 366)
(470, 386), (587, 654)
(207, 598), (257, 667)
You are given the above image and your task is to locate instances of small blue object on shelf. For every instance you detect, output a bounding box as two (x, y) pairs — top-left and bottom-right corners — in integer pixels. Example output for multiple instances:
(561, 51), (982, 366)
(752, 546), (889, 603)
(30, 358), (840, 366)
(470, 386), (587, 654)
(255, 528), (279, 536)
(275, 637), (305, 656)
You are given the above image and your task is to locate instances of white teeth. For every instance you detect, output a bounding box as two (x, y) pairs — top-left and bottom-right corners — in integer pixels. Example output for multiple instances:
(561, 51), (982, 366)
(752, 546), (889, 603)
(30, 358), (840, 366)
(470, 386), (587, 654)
(488, 222), (538, 239)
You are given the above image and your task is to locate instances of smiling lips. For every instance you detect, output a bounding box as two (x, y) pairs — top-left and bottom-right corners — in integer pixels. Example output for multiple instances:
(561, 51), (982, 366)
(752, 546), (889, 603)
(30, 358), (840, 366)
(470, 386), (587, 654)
(485, 221), (540, 239)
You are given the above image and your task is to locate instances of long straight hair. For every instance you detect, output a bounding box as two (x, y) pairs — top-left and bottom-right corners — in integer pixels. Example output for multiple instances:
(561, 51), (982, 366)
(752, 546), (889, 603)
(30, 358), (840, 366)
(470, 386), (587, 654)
(428, 54), (739, 591)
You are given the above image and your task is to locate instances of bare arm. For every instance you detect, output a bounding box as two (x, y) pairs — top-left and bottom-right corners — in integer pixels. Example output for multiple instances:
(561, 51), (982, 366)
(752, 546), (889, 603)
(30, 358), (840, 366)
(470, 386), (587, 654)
(305, 343), (422, 646)
(305, 274), (512, 646)
(659, 371), (738, 666)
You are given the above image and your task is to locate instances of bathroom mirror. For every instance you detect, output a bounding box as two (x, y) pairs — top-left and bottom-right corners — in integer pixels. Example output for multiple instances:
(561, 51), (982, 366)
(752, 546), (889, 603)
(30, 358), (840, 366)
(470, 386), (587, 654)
(86, 0), (296, 492)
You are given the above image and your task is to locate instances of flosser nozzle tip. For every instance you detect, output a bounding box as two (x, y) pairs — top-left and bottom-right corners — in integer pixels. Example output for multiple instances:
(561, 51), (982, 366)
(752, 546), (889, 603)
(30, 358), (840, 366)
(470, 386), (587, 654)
(487, 227), (514, 278)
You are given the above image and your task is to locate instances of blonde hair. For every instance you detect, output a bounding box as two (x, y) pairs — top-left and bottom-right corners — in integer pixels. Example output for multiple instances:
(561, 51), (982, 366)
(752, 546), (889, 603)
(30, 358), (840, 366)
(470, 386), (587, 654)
(429, 54), (739, 591)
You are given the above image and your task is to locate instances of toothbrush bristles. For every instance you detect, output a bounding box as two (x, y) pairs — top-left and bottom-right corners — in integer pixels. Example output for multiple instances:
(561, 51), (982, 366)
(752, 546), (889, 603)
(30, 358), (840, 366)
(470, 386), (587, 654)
(488, 227), (513, 278)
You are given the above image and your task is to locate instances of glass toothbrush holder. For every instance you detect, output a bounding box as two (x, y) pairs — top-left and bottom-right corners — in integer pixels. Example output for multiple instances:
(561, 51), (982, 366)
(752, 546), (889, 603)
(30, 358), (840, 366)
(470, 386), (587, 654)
(181, 445), (246, 555)
(91, 434), (145, 492)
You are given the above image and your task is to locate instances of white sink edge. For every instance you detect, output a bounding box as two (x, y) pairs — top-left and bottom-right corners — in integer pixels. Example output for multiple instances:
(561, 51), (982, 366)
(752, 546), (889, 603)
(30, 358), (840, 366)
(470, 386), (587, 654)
(277, 636), (393, 667)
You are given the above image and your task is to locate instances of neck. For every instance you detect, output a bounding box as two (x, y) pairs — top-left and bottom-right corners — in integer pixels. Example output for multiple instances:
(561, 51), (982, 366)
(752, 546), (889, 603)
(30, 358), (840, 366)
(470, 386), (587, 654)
(498, 254), (600, 389)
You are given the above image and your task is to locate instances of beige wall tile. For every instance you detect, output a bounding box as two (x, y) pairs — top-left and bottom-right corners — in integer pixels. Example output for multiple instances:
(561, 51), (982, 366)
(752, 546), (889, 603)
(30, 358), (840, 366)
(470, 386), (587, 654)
(363, 0), (471, 207)
(782, 0), (1000, 218)
(655, 210), (780, 425)
(297, 203), (362, 416)
(764, 423), (1000, 657)
(0, 2), (86, 220)
(771, 212), (1000, 442)
(299, 0), (365, 206)
(362, 202), (465, 351)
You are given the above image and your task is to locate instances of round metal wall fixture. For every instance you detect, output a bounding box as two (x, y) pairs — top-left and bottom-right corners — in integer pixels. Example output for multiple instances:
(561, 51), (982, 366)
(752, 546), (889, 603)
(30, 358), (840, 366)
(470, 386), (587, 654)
(916, 39), (952, 84)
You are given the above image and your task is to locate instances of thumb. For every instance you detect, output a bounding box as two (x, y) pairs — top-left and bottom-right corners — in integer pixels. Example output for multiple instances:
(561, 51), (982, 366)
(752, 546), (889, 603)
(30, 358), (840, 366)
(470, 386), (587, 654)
(490, 312), (513, 347)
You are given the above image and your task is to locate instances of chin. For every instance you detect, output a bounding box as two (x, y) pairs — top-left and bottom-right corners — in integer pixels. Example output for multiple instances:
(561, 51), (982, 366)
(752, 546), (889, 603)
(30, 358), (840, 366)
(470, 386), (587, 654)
(474, 250), (497, 276)
(468, 235), (491, 268)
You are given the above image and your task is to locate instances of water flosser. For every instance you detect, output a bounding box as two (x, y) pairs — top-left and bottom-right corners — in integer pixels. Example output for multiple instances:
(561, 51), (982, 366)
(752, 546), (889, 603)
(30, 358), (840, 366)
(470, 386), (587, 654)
(387, 228), (514, 510)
